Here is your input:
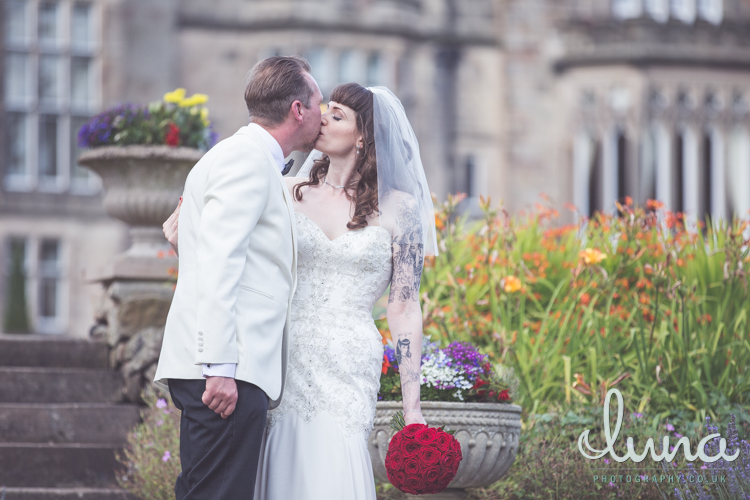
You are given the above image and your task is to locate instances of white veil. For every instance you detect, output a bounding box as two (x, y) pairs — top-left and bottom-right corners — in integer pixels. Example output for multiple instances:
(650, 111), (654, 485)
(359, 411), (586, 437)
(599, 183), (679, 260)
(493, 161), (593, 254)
(296, 86), (438, 258)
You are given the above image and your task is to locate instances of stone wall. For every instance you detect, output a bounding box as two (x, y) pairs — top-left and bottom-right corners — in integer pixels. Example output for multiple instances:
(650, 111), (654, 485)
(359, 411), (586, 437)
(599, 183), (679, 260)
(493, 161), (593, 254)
(91, 280), (174, 401)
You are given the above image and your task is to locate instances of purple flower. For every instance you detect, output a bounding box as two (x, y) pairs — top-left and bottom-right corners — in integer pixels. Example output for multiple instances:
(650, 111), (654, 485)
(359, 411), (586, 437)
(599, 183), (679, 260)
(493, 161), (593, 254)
(162, 451), (171, 462)
(675, 433), (683, 438)
(156, 399), (168, 409)
(604, 459), (610, 464)
(156, 419), (164, 427)
(666, 423), (675, 432)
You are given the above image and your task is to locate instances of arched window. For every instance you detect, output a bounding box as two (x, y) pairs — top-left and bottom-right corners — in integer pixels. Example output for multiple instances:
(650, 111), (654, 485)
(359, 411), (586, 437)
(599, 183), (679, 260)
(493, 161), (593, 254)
(338, 50), (356, 84)
(645, 0), (669, 22)
(674, 131), (686, 213)
(671, 0), (697, 23)
(616, 129), (630, 203)
(728, 127), (750, 217)
(589, 141), (604, 216)
(366, 52), (382, 87)
(612, 0), (643, 19)
(699, 130), (713, 222)
(640, 126), (658, 204)
(574, 131), (602, 216)
(697, 0), (722, 24)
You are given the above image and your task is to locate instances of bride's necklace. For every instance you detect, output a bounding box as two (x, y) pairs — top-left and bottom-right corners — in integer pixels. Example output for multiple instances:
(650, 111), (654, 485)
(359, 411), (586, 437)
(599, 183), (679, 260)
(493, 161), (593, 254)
(323, 176), (346, 189)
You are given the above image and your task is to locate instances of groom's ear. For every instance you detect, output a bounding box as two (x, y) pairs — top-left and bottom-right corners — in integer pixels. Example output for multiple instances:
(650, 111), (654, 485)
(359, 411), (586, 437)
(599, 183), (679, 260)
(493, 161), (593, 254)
(291, 101), (305, 123)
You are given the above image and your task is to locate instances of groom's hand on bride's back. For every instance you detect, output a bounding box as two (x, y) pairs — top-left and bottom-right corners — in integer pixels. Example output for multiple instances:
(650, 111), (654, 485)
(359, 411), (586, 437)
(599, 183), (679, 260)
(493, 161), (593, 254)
(202, 376), (238, 419)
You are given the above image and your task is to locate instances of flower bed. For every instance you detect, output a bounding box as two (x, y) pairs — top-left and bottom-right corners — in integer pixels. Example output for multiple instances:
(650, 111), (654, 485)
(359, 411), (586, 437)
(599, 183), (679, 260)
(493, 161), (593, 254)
(377, 195), (750, 430)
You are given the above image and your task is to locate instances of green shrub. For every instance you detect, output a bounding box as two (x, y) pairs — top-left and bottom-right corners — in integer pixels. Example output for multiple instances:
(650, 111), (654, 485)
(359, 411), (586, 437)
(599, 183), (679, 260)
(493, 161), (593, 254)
(117, 393), (181, 499)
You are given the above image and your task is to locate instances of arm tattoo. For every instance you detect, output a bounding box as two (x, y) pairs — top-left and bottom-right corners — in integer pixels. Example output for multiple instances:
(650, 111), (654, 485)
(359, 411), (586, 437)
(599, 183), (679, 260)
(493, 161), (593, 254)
(389, 199), (424, 304)
(401, 369), (421, 386)
(396, 338), (411, 366)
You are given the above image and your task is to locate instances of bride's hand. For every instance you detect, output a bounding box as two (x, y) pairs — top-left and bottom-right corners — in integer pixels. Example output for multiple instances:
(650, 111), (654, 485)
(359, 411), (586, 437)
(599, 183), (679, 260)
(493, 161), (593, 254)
(403, 410), (427, 426)
(163, 197), (182, 255)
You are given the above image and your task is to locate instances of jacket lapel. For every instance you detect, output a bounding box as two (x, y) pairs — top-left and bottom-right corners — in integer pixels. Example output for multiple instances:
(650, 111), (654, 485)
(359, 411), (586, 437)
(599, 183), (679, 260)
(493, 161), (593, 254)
(239, 126), (298, 281)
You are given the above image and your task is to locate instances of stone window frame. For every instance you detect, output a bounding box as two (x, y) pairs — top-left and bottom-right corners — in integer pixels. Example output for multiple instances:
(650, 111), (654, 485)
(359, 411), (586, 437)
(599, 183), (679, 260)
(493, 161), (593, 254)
(2, 234), (69, 334)
(3, 0), (102, 195)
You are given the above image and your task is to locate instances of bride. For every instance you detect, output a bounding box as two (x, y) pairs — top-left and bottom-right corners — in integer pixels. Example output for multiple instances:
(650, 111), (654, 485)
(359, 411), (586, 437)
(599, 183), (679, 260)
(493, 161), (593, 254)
(165, 83), (438, 499)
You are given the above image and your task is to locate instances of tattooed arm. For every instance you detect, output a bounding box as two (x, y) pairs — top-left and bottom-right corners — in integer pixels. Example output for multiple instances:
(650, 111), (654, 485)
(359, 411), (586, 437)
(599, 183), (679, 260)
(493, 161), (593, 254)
(386, 195), (426, 426)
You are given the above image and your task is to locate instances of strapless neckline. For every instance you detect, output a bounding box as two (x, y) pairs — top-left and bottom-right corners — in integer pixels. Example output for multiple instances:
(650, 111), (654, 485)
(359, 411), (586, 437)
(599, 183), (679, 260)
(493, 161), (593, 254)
(295, 211), (391, 244)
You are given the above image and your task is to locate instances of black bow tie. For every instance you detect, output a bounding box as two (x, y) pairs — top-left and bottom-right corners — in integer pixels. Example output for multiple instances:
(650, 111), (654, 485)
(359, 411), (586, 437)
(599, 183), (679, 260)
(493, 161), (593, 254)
(281, 159), (294, 176)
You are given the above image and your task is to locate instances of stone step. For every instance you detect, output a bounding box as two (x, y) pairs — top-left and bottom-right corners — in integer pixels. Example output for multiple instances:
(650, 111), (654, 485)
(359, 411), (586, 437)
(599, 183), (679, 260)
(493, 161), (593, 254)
(0, 404), (140, 444)
(0, 443), (124, 488)
(0, 368), (124, 404)
(0, 487), (136, 500)
(0, 335), (108, 370)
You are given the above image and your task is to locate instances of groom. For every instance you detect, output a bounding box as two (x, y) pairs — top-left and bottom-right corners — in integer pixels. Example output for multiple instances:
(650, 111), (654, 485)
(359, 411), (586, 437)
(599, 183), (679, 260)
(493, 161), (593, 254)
(154, 56), (323, 498)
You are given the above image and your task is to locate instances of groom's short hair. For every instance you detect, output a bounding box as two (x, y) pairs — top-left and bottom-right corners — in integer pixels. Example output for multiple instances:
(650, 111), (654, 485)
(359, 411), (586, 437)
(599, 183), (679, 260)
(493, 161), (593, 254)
(245, 56), (314, 126)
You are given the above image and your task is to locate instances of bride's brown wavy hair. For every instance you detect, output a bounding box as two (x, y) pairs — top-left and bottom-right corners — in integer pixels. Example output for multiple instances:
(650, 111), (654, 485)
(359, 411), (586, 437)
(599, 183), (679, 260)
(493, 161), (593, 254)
(293, 83), (377, 230)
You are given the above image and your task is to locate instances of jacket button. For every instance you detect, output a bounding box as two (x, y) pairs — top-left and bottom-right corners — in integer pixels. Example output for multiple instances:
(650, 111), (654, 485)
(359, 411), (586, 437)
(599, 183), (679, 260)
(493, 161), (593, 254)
(198, 342), (204, 347)
(198, 348), (204, 353)
(198, 331), (204, 336)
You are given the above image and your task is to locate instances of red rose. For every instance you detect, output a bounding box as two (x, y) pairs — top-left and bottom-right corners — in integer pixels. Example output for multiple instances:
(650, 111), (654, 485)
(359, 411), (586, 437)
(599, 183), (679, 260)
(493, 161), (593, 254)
(388, 469), (406, 486)
(419, 446), (441, 467)
(403, 476), (426, 495)
(415, 427), (438, 445)
(450, 436), (462, 454)
(402, 440), (421, 458)
(435, 431), (453, 452)
(424, 466), (442, 483)
(165, 122), (180, 146)
(402, 423), (425, 438)
(387, 451), (404, 470)
(404, 459), (421, 476)
(438, 469), (455, 487)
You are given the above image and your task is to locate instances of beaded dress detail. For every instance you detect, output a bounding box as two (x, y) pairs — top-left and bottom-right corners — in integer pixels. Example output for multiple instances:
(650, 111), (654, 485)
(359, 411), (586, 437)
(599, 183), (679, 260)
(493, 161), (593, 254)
(254, 211), (392, 500)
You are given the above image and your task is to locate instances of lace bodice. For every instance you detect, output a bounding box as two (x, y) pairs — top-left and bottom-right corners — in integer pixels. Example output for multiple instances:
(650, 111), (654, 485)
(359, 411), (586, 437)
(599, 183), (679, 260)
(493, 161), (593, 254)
(268, 212), (393, 438)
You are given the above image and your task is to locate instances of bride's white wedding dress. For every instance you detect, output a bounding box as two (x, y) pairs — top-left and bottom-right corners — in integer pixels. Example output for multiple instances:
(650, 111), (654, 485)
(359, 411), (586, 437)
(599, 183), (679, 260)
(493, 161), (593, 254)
(253, 211), (393, 499)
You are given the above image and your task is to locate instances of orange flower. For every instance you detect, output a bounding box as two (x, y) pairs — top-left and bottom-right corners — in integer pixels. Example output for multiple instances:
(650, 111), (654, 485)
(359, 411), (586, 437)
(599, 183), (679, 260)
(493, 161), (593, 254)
(580, 293), (591, 306)
(580, 248), (607, 265)
(646, 199), (665, 211)
(435, 214), (445, 231)
(503, 276), (522, 293)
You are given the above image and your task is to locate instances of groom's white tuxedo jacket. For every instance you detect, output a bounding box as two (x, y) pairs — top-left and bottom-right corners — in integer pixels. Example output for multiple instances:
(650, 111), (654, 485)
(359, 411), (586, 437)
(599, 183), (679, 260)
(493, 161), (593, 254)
(154, 125), (297, 409)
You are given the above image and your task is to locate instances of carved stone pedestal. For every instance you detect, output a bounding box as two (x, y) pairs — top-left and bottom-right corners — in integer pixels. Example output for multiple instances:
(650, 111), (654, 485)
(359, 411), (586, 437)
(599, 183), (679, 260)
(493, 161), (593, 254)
(91, 278), (175, 401)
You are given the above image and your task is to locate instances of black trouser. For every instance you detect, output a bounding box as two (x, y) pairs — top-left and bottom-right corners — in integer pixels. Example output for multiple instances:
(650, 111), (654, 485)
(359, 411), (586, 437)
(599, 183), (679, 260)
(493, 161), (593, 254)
(168, 378), (268, 500)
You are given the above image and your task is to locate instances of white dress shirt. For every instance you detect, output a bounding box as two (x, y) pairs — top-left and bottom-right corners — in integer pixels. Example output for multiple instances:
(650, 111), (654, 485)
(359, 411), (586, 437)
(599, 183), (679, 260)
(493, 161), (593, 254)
(202, 123), (286, 380)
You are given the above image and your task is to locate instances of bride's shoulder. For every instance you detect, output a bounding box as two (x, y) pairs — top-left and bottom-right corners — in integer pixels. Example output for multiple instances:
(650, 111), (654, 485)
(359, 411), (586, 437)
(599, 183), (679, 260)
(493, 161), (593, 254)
(381, 189), (419, 211)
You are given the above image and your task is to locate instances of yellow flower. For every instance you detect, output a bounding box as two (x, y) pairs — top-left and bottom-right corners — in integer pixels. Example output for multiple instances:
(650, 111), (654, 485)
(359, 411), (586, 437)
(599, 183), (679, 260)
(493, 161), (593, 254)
(503, 276), (522, 293)
(164, 88), (186, 104)
(179, 93), (209, 107)
(580, 248), (607, 265)
(200, 107), (210, 126)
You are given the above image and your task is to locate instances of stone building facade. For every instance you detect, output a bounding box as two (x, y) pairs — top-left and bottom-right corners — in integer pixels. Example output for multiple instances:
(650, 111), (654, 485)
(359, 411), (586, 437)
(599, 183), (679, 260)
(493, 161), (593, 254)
(2, 0), (749, 336)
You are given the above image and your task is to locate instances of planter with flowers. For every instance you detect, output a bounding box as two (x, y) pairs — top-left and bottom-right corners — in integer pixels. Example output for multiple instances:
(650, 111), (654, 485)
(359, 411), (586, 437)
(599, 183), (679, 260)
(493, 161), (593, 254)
(369, 341), (522, 499)
(77, 88), (216, 280)
(77, 89), (217, 401)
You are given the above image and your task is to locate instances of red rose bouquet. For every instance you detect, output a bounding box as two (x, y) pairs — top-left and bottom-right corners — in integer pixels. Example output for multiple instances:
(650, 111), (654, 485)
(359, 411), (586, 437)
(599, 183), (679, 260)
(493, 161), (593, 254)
(384, 411), (462, 495)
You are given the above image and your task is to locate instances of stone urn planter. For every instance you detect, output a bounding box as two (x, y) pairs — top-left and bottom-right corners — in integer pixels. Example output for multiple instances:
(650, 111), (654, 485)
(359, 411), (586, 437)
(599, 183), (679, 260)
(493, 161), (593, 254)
(368, 401), (522, 500)
(79, 145), (203, 401)
(78, 145), (204, 280)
